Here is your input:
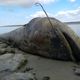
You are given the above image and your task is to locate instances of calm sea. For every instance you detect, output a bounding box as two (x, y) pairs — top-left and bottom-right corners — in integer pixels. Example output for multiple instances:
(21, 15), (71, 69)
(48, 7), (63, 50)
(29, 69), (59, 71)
(0, 23), (80, 37)
(67, 23), (80, 37)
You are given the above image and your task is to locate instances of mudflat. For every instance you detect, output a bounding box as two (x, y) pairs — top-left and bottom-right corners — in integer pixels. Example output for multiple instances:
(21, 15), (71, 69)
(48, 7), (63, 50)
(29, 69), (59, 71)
(0, 41), (80, 80)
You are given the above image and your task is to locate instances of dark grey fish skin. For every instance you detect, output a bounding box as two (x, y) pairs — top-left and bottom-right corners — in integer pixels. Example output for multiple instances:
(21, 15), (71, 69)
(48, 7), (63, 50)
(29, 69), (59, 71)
(0, 17), (80, 61)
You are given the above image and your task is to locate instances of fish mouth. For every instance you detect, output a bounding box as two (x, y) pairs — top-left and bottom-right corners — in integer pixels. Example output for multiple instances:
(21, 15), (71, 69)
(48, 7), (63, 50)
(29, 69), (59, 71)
(62, 32), (80, 61)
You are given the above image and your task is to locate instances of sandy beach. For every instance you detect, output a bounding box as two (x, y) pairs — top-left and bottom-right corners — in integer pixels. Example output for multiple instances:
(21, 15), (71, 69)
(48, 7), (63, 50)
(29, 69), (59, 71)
(0, 41), (80, 80)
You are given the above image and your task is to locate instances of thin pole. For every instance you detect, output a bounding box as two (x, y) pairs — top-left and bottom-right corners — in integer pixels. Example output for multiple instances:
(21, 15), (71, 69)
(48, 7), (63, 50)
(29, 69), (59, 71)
(35, 3), (53, 28)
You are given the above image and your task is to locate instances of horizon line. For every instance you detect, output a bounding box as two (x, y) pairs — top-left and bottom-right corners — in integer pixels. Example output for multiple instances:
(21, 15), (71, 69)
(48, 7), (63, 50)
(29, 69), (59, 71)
(0, 21), (80, 27)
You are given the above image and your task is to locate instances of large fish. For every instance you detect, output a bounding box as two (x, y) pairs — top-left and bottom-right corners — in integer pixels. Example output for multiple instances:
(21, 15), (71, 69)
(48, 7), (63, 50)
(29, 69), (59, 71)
(0, 17), (80, 61)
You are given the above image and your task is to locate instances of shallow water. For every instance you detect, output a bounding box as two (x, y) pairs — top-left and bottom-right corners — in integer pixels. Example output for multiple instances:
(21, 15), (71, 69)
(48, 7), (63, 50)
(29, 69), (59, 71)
(67, 23), (80, 37)
(0, 27), (19, 34)
(0, 23), (80, 37)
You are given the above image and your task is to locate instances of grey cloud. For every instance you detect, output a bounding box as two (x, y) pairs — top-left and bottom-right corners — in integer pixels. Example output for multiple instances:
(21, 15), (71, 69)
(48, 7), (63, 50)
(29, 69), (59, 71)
(0, 0), (55, 7)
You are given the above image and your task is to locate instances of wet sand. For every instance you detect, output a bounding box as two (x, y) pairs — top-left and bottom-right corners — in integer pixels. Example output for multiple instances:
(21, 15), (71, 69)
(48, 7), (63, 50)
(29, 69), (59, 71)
(25, 53), (80, 80)
(0, 41), (80, 80)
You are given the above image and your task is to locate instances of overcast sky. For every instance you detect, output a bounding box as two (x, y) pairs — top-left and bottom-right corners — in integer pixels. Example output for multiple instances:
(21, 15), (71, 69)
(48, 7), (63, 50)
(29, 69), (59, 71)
(0, 0), (80, 35)
(0, 0), (80, 26)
